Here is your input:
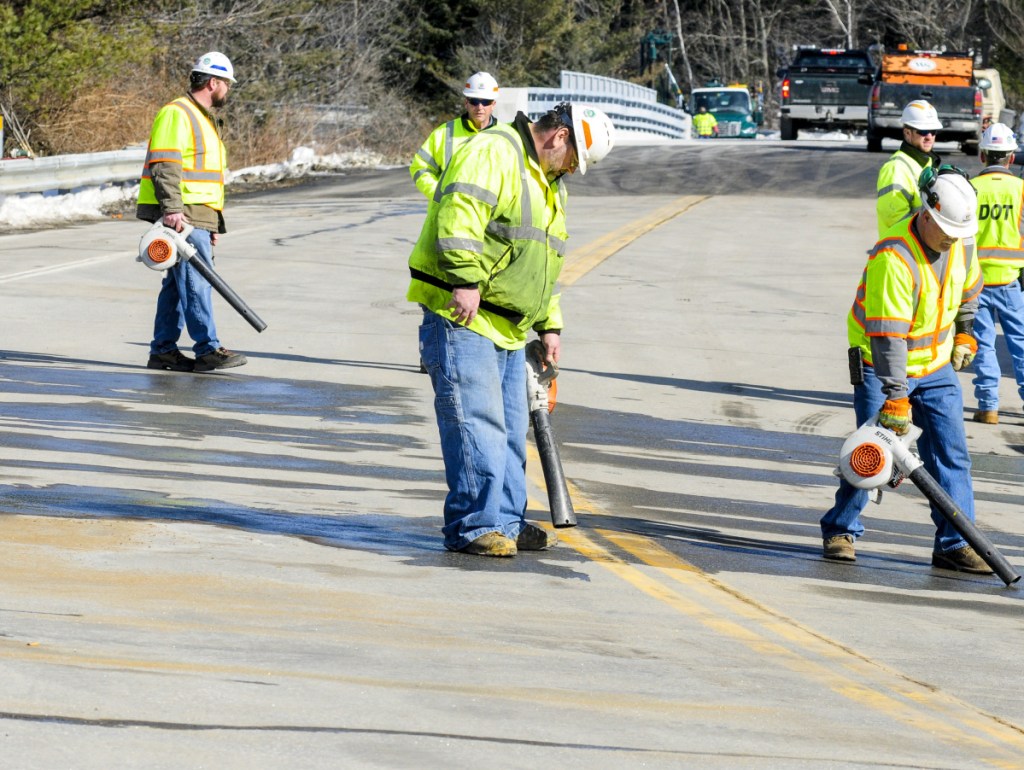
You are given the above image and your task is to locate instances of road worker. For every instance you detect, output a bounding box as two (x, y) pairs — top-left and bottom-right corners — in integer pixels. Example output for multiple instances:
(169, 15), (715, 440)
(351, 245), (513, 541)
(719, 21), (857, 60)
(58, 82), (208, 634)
(407, 102), (614, 556)
(410, 72), (500, 199)
(968, 123), (1024, 425)
(875, 100), (943, 237)
(137, 52), (247, 373)
(693, 105), (718, 138)
(822, 168), (992, 574)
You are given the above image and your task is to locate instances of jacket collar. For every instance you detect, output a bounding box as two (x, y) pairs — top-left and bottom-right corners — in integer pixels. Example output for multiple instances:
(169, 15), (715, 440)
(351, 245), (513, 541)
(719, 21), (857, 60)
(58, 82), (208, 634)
(899, 140), (940, 169)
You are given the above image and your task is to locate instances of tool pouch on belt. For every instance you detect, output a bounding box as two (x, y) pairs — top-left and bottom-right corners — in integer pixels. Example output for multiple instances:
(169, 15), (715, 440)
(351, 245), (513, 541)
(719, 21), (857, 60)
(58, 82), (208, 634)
(848, 347), (864, 386)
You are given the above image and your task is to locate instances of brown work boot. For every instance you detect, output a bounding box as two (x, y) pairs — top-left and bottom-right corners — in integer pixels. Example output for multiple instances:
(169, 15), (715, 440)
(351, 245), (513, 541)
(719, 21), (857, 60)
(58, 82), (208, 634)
(823, 535), (856, 562)
(516, 523), (557, 551)
(458, 532), (517, 557)
(972, 410), (999, 425)
(932, 545), (994, 574)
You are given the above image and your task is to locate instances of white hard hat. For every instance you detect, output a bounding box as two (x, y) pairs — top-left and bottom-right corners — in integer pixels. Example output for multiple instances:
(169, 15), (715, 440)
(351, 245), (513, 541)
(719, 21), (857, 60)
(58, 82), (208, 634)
(570, 104), (615, 175)
(922, 172), (978, 238)
(463, 72), (499, 100)
(901, 100), (942, 131)
(979, 122), (1019, 153)
(193, 51), (236, 83)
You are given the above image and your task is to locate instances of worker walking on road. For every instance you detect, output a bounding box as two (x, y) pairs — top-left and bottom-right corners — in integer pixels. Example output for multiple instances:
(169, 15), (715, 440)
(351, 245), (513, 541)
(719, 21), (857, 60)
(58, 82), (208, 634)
(137, 52), (247, 373)
(969, 123), (1024, 425)
(875, 100), (943, 237)
(408, 102), (614, 557)
(693, 105), (718, 138)
(822, 168), (993, 574)
(410, 72), (500, 199)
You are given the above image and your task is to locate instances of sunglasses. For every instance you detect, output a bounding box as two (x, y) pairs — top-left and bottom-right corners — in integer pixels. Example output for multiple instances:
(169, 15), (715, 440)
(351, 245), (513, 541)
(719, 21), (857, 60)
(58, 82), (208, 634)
(466, 98), (494, 107)
(912, 128), (937, 137)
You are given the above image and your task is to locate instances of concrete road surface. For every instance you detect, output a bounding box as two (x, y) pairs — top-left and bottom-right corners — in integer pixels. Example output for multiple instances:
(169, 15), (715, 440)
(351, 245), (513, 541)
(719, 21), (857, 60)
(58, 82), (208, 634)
(2, 140), (1023, 769)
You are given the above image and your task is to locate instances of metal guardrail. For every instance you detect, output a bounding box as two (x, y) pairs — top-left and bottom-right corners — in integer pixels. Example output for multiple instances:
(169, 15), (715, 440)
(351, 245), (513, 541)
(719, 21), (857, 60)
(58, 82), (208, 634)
(0, 147), (145, 196)
(495, 70), (692, 140)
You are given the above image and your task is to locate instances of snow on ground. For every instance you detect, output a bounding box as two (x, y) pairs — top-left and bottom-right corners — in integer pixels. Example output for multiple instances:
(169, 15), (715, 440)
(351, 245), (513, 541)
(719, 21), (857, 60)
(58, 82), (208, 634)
(0, 147), (386, 231)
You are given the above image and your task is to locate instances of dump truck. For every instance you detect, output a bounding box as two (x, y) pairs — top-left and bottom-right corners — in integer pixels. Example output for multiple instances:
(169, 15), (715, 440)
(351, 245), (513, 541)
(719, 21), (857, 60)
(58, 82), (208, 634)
(866, 49), (984, 154)
(689, 83), (763, 138)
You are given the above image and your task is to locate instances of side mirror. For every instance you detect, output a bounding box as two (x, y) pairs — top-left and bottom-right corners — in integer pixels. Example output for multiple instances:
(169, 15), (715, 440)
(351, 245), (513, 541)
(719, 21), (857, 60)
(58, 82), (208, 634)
(753, 110), (764, 126)
(775, 67), (786, 78)
(977, 77), (992, 91)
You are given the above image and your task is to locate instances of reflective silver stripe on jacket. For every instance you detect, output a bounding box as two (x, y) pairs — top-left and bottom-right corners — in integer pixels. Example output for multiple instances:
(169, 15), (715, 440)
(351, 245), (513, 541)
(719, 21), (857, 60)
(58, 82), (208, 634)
(442, 183), (498, 208)
(173, 99), (208, 170)
(907, 327), (951, 350)
(444, 120), (457, 168)
(145, 149), (183, 164)
(852, 238), (920, 333)
(436, 237), (485, 253)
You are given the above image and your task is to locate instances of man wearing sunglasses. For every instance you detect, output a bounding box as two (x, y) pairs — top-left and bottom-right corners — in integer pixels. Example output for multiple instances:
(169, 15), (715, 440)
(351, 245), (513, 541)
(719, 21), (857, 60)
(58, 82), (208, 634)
(875, 99), (943, 237)
(410, 72), (500, 199)
(407, 102), (614, 557)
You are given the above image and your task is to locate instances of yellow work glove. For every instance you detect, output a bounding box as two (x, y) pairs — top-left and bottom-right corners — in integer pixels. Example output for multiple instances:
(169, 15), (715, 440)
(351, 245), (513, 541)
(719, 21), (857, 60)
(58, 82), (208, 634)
(878, 397), (911, 435)
(951, 333), (977, 371)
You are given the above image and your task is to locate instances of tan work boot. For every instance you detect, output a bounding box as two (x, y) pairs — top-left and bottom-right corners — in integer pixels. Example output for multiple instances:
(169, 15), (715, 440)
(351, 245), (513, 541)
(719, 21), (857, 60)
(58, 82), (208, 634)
(932, 545), (994, 574)
(823, 535), (856, 562)
(459, 532), (517, 557)
(516, 523), (557, 551)
(972, 410), (999, 425)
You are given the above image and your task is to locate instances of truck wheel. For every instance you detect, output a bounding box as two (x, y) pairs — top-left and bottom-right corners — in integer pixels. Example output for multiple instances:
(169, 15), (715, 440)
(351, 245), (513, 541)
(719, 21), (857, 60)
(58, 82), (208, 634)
(961, 141), (979, 156)
(780, 117), (796, 141)
(866, 130), (882, 153)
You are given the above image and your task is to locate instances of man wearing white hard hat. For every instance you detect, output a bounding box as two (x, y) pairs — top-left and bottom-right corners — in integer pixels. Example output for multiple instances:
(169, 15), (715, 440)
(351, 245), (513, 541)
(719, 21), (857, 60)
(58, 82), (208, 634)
(822, 166), (994, 575)
(410, 71), (500, 199)
(875, 99), (944, 237)
(968, 123), (1024, 425)
(137, 52), (247, 373)
(407, 102), (615, 557)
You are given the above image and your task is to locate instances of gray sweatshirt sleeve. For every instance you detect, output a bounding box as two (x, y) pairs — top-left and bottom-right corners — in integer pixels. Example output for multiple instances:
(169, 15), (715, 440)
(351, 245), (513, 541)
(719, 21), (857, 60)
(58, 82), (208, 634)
(870, 336), (908, 400)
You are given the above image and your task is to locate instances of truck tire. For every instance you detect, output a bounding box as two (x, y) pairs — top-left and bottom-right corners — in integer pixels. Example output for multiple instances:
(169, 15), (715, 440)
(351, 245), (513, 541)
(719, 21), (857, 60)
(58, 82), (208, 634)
(866, 129), (882, 153)
(780, 117), (797, 141)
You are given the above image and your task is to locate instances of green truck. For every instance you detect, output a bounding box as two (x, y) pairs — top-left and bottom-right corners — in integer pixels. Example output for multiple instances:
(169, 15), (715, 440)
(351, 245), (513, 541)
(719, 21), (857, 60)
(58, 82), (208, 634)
(689, 84), (763, 138)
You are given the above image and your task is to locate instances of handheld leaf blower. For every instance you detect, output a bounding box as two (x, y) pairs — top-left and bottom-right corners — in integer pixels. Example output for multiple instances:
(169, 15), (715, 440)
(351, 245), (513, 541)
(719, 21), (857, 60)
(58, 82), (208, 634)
(525, 340), (576, 528)
(836, 419), (1020, 586)
(138, 221), (267, 333)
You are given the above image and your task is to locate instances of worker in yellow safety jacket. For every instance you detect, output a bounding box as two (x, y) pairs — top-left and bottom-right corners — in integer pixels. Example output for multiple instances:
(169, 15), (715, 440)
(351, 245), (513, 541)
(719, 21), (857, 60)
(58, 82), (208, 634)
(410, 72), (500, 199)
(692, 105), (718, 138)
(875, 100), (943, 237)
(822, 168), (994, 575)
(136, 51), (248, 374)
(967, 123), (1024, 424)
(408, 103), (614, 557)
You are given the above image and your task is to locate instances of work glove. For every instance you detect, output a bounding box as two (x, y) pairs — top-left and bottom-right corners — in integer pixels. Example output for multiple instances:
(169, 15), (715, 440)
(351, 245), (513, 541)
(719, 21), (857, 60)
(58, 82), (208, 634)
(951, 333), (978, 371)
(877, 397), (911, 436)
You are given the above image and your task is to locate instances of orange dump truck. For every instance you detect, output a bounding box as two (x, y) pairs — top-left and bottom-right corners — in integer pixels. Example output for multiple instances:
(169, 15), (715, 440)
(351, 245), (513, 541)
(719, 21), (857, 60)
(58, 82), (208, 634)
(866, 50), (983, 154)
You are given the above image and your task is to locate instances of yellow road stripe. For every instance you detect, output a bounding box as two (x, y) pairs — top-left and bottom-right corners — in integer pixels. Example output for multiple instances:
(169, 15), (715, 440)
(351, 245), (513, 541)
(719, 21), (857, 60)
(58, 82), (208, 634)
(560, 195), (707, 286)
(523, 446), (1024, 768)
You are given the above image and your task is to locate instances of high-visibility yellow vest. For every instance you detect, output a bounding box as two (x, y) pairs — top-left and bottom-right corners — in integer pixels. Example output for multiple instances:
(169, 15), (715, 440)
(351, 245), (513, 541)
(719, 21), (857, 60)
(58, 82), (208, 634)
(407, 122), (567, 350)
(849, 215), (983, 377)
(410, 115), (494, 199)
(137, 97), (226, 210)
(972, 167), (1024, 286)
(876, 149), (932, 238)
(693, 112), (717, 136)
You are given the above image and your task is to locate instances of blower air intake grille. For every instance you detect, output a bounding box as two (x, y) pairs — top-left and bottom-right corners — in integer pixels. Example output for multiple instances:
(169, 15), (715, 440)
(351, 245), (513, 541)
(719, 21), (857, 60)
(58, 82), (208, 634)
(850, 443), (886, 477)
(147, 239), (173, 263)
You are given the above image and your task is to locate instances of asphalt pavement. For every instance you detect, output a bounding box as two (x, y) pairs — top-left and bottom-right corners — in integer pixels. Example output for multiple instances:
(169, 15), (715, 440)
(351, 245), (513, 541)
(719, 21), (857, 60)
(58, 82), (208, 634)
(2, 138), (1023, 769)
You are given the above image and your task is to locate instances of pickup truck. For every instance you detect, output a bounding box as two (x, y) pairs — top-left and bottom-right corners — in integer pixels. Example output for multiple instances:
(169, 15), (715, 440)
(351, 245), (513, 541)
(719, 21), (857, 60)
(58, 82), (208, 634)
(777, 48), (875, 139)
(866, 50), (984, 154)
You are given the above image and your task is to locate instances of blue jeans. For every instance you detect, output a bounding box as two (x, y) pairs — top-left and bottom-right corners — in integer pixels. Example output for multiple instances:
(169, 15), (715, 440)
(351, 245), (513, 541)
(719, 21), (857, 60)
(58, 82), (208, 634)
(418, 310), (529, 551)
(971, 283), (1024, 410)
(821, 363), (974, 553)
(150, 228), (220, 356)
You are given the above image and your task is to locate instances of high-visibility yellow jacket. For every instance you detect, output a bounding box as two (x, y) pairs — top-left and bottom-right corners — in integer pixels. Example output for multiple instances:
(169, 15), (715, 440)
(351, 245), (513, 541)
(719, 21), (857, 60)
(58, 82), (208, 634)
(972, 166), (1024, 286)
(137, 96), (226, 211)
(876, 146), (935, 238)
(407, 117), (567, 350)
(849, 214), (983, 379)
(410, 114), (496, 199)
(693, 112), (717, 137)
